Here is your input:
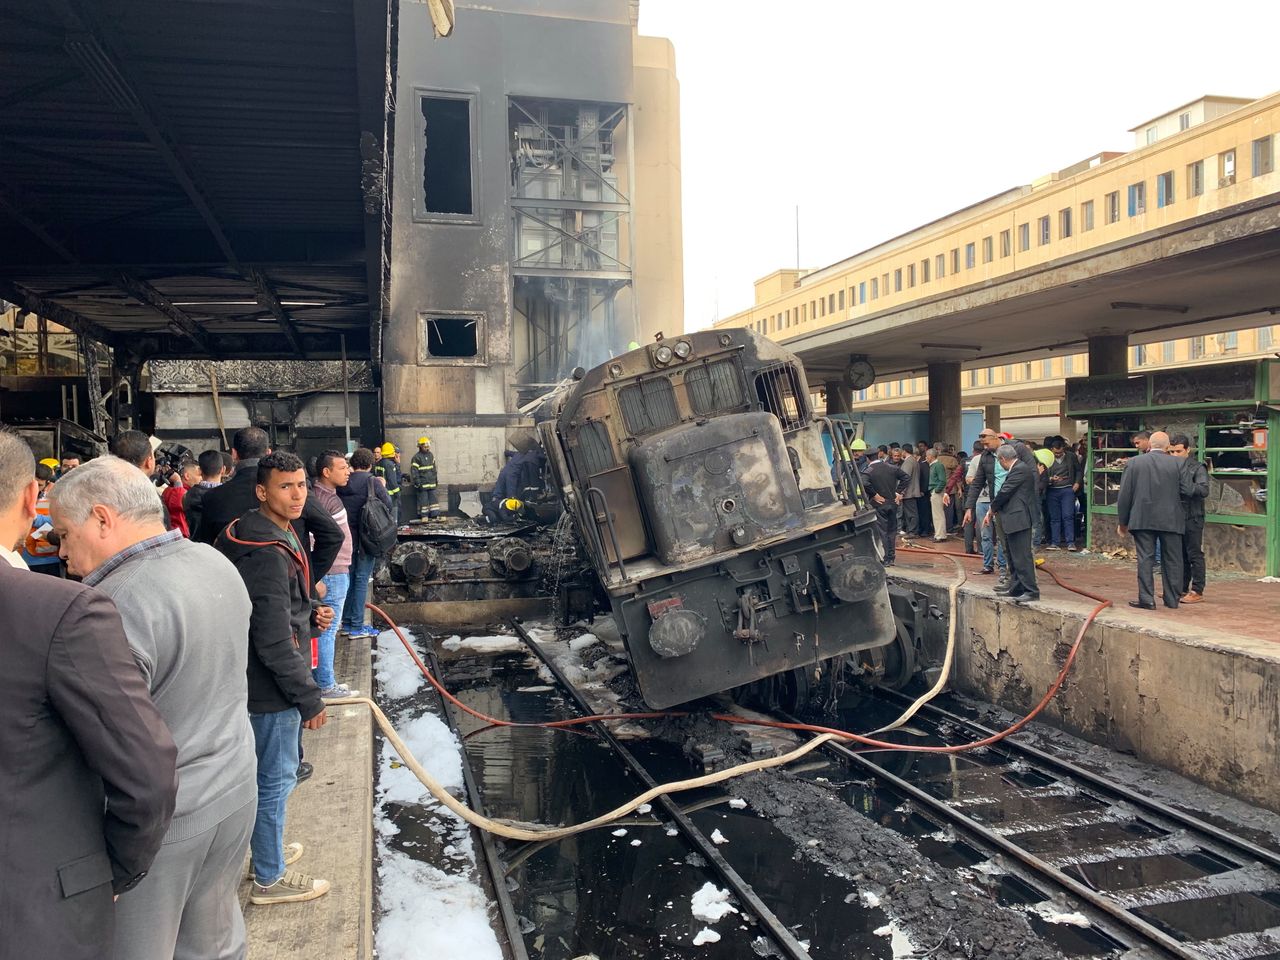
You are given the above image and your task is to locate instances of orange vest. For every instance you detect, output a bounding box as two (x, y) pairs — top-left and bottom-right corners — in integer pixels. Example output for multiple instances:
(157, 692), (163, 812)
(23, 491), (58, 559)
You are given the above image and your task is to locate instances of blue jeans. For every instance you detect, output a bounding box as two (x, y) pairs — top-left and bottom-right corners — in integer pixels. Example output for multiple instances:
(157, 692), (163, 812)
(1047, 486), (1076, 547)
(340, 550), (377, 631)
(249, 708), (301, 885)
(314, 572), (350, 689)
(976, 501), (1004, 571)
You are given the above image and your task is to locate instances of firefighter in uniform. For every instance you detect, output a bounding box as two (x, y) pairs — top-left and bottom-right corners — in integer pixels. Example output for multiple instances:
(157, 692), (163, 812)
(410, 436), (440, 521)
(374, 442), (403, 523)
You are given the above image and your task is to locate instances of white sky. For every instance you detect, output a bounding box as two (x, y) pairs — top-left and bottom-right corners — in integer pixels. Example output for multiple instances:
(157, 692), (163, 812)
(636, 0), (1280, 331)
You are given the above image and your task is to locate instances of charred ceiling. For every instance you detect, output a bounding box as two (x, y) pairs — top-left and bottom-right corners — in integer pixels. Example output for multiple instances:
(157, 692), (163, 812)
(0, 0), (396, 362)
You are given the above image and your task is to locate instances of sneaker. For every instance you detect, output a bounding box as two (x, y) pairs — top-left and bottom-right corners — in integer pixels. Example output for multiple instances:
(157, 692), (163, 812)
(1180, 591), (1204, 604)
(247, 842), (304, 880)
(249, 869), (331, 905)
(351, 625), (380, 639)
(320, 683), (360, 699)
(296, 761), (313, 783)
(1067, 544), (1079, 552)
(1044, 544), (1061, 551)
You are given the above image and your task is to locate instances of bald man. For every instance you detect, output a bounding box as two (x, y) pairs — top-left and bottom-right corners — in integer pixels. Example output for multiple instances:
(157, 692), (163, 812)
(1117, 431), (1195, 610)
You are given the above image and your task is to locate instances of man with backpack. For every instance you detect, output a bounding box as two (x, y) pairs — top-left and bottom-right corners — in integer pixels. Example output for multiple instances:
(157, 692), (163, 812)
(337, 447), (395, 638)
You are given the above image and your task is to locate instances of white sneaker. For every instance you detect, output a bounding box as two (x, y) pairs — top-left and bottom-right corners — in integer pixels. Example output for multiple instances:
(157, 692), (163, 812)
(246, 842), (303, 881)
(320, 683), (359, 699)
(250, 869), (330, 905)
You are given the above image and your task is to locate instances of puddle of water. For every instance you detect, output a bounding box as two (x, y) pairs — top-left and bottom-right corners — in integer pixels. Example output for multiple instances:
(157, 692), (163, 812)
(439, 649), (897, 959)
(1135, 890), (1280, 942)
(1014, 818), (1165, 855)
(1064, 850), (1235, 893)
(958, 791), (1108, 826)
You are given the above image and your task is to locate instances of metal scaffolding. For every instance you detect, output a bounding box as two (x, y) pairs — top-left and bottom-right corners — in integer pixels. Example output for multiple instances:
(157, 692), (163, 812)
(509, 96), (636, 393)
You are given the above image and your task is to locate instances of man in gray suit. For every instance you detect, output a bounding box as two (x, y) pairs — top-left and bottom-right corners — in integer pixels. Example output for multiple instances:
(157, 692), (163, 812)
(988, 444), (1039, 602)
(0, 430), (178, 959)
(1117, 431), (1193, 610)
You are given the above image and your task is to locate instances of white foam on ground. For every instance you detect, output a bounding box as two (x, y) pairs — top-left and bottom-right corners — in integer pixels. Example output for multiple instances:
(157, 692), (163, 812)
(710, 828), (728, 845)
(375, 628), (427, 700)
(1029, 902), (1091, 927)
(376, 848), (502, 960)
(373, 635), (502, 960)
(691, 929), (721, 946)
(727, 798), (747, 809)
(873, 921), (917, 959)
(440, 633), (526, 655)
(690, 882), (738, 923)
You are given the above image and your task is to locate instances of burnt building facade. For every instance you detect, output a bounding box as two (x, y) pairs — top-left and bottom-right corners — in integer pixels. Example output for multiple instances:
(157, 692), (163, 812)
(382, 0), (683, 490)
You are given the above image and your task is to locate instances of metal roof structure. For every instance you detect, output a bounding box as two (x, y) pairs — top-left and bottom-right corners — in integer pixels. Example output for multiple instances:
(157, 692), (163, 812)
(0, 0), (396, 363)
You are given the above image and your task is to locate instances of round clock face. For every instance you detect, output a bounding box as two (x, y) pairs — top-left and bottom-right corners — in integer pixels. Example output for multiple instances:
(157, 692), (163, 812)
(845, 359), (876, 390)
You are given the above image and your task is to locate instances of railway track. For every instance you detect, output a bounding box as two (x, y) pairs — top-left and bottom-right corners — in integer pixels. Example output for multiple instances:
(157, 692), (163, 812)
(836, 689), (1280, 959)
(428, 623), (1280, 959)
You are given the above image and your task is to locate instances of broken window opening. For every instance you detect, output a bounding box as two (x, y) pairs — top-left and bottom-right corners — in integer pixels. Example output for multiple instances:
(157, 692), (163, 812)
(754, 363), (809, 432)
(421, 96), (474, 217)
(425, 316), (479, 358)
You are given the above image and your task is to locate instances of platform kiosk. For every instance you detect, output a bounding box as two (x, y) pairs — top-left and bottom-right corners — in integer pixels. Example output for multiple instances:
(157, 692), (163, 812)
(1065, 359), (1277, 578)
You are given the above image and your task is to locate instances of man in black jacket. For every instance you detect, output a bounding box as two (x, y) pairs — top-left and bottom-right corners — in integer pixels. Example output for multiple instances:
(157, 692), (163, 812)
(864, 455), (911, 566)
(1169, 433), (1210, 603)
(0, 429), (178, 958)
(337, 446), (394, 637)
(963, 429), (1036, 583)
(194, 426), (342, 584)
(989, 444), (1039, 602)
(216, 451), (332, 906)
(1117, 431), (1192, 610)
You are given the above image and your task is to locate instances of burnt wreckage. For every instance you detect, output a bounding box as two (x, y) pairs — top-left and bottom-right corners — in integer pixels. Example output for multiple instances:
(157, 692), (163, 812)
(540, 329), (919, 709)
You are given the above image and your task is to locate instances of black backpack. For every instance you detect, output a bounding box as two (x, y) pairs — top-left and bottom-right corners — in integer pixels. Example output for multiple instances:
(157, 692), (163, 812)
(359, 478), (398, 556)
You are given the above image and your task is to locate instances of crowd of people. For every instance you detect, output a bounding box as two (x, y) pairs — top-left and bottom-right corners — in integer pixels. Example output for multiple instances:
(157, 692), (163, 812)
(1, 425), (403, 960)
(851, 425), (1209, 609)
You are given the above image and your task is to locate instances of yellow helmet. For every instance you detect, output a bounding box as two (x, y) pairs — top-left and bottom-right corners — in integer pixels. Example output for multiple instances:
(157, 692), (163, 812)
(502, 498), (523, 511)
(39, 457), (60, 470)
(380, 442), (396, 457)
(850, 438), (868, 451)
(417, 436), (431, 447)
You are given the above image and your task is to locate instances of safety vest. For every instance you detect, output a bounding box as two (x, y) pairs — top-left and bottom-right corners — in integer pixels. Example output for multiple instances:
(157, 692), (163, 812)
(373, 458), (401, 495)
(23, 491), (58, 559)
(411, 451), (437, 489)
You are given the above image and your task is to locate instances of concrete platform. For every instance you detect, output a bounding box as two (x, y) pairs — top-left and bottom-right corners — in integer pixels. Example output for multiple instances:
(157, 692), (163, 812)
(242, 636), (374, 960)
(890, 542), (1280, 813)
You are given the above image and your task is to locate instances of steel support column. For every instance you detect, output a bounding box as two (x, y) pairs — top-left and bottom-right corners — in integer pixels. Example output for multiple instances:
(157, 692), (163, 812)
(824, 379), (852, 415)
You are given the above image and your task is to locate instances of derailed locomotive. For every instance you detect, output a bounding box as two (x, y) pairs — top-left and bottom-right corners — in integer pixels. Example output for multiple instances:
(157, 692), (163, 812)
(539, 329), (902, 709)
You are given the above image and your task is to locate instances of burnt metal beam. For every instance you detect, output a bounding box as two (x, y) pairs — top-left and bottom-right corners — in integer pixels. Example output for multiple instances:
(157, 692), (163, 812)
(0, 70), (81, 111)
(249, 267), (305, 357)
(0, 280), (117, 346)
(114, 273), (217, 356)
(54, 0), (242, 268)
(0, 186), (78, 262)
(352, 0), (395, 373)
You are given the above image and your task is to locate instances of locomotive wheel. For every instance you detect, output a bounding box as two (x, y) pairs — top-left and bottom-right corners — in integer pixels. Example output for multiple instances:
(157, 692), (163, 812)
(876, 619), (918, 691)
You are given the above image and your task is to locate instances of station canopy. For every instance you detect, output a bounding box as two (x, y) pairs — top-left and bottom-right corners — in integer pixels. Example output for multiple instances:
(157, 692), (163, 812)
(0, 0), (394, 362)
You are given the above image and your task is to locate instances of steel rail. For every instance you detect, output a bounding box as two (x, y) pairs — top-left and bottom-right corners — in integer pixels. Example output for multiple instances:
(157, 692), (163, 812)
(776, 709), (1201, 960)
(510, 619), (815, 960)
(422, 643), (532, 960)
(875, 688), (1280, 872)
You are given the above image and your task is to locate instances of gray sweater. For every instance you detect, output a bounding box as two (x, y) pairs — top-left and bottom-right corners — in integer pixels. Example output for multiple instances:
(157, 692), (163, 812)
(94, 537), (257, 842)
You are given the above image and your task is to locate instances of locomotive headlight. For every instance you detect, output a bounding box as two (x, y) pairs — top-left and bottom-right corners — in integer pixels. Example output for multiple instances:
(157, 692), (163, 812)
(608, 362), (624, 379)
(672, 339), (692, 360)
(653, 344), (674, 365)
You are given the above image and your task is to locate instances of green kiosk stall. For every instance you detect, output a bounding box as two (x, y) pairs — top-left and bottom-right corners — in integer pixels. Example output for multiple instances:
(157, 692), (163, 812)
(1065, 359), (1277, 578)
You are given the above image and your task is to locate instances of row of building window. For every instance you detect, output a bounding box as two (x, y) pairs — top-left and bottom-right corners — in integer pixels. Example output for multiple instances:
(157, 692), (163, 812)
(855, 328), (1274, 401)
(751, 136), (1276, 338)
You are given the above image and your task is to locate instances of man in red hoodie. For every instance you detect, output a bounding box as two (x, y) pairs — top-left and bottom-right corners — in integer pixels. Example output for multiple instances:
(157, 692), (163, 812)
(160, 460), (200, 537)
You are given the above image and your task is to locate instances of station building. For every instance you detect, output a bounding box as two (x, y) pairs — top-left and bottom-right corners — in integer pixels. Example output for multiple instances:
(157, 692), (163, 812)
(714, 94), (1280, 441)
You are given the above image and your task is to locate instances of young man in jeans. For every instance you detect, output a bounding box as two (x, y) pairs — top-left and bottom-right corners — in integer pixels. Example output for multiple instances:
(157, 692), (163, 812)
(311, 450), (360, 698)
(338, 447), (393, 638)
(217, 452), (332, 905)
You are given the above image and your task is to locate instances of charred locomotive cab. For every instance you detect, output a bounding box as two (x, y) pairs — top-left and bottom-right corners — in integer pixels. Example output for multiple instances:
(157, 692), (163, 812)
(540, 329), (898, 709)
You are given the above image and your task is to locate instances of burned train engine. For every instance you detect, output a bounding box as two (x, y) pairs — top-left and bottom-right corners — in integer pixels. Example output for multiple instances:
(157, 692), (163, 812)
(540, 329), (899, 709)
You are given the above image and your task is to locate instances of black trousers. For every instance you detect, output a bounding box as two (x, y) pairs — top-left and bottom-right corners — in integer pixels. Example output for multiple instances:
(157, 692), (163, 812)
(901, 497), (919, 536)
(876, 505), (899, 564)
(1132, 529), (1184, 608)
(1182, 516), (1205, 595)
(915, 495), (932, 536)
(1005, 526), (1038, 597)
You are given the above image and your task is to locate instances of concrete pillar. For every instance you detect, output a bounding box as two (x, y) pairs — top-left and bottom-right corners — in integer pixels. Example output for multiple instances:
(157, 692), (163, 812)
(983, 403), (1001, 433)
(1087, 334), (1128, 377)
(926, 362), (962, 448)
(1057, 398), (1076, 442)
(824, 380), (852, 415)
